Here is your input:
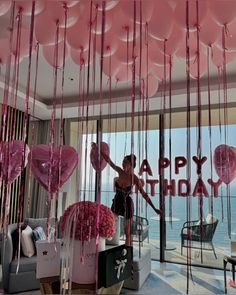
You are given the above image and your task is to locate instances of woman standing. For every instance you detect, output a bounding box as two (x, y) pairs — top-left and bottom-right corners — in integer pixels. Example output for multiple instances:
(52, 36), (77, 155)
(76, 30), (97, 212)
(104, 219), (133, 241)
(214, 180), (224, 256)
(96, 145), (161, 246)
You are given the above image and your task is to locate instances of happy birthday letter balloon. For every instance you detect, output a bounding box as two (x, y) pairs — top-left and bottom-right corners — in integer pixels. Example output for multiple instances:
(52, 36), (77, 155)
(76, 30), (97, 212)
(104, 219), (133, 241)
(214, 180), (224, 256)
(90, 142), (110, 172)
(213, 144), (236, 184)
(30, 145), (78, 194)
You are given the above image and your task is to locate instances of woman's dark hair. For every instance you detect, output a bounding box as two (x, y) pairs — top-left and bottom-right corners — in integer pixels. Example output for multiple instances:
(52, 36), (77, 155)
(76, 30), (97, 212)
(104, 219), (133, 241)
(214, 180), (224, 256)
(125, 154), (136, 168)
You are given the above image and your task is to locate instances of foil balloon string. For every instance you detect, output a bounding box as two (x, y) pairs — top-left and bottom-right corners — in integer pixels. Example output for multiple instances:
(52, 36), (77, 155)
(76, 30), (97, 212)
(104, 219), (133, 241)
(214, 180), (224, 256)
(222, 25), (231, 237)
(27, 43), (39, 217)
(16, 1), (36, 274)
(185, 1), (193, 293)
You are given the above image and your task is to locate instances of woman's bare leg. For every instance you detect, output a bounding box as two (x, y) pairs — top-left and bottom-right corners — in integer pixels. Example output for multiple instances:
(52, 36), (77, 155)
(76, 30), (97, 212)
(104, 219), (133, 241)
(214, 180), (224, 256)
(125, 218), (132, 246)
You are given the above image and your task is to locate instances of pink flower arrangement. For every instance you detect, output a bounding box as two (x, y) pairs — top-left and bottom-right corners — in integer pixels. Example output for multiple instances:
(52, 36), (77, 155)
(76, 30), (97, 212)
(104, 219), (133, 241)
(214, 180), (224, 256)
(60, 201), (115, 241)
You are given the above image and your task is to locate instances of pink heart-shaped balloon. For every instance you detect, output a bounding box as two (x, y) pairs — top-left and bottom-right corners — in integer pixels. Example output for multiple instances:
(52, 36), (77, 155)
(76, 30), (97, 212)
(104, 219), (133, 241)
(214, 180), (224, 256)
(213, 144), (236, 184)
(90, 142), (110, 172)
(0, 140), (30, 184)
(30, 144), (78, 194)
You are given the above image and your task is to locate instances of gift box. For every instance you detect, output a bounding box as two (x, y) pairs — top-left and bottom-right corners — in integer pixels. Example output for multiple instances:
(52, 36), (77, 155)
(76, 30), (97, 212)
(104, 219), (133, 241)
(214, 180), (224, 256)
(36, 240), (61, 279)
(98, 245), (133, 288)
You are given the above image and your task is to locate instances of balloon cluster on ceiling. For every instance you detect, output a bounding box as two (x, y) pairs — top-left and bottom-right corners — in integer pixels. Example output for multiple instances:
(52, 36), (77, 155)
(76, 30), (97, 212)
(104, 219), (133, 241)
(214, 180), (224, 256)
(1, 0), (236, 97)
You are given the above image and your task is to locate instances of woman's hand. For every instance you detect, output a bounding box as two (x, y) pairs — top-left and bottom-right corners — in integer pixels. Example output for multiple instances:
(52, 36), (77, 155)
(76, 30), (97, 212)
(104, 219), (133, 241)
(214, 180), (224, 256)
(155, 208), (162, 215)
(91, 142), (97, 149)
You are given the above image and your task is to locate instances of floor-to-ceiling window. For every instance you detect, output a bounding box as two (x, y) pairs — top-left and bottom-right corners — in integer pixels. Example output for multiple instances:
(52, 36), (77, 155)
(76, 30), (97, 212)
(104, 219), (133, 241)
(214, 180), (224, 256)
(72, 106), (236, 269)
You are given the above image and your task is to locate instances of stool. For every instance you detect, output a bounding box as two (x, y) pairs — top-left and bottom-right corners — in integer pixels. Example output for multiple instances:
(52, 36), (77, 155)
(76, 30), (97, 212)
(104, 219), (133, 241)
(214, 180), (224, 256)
(223, 255), (236, 293)
(123, 247), (151, 290)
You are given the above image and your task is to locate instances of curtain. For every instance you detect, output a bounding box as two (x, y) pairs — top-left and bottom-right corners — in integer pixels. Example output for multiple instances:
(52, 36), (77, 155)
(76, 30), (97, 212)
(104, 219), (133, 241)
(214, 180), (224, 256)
(0, 106), (29, 224)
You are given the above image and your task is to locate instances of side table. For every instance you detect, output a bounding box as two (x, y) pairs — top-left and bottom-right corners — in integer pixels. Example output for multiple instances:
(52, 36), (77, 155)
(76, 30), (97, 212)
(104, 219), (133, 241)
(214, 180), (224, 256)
(223, 255), (236, 293)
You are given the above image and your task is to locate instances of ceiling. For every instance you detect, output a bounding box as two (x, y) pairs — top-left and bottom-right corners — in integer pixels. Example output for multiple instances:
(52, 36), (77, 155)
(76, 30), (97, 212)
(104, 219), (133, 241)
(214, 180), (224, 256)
(0, 0), (236, 121)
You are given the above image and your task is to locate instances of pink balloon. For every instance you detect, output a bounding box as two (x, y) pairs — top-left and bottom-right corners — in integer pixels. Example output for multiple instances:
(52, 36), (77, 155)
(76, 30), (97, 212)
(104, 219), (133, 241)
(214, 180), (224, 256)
(135, 51), (152, 79)
(167, 0), (177, 10)
(149, 39), (165, 65)
(70, 48), (93, 67)
(148, 1), (174, 41)
(11, 28), (36, 58)
(213, 144), (236, 184)
(102, 55), (120, 78)
(43, 41), (68, 68)
(112, 8), (140, 42)
(14, 0), (46, 16)
(0, 140), (30, 184)
(91, 9), (113, 35)
(115, 64), (132, 82)
(141, 74), (159, 98)
(30, 145), (78, 194)
(90, 142), (109, 172)
(216, 19), (236, 52)
(115, 39), (134, 64)
(95, 29), (118, 57)
(62, 2), (81, 28)
(175, 31), (207, 60)
(174, 0), (208, 31)
(151, 63), (170, 81)
(156, 24), (185, 56)
(209, 0), (236, 26)
(59, 0), (79, 8)
(199, 15), (221, 47)
(0, 38), (9, 64)
(189, 53), (207, 79)
(43, 1), (79, 28)
(0, 0), (11, 16)
(67, 18), (90, 51)
(35, 14), (64, 45)
(211, 45), (236, 68)
(93, 0), (118, 11)
(119, 0), (154, 24)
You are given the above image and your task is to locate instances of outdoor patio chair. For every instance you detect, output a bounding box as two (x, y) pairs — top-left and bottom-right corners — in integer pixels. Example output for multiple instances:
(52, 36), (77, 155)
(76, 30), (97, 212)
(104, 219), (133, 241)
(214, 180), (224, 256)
(120, 215), (149, 245)
(180, 213), (218, 259)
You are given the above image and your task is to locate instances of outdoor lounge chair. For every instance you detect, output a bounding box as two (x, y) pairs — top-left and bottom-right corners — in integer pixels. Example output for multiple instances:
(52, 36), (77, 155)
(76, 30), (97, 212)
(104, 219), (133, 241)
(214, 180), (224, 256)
(180, 213), (218, 259)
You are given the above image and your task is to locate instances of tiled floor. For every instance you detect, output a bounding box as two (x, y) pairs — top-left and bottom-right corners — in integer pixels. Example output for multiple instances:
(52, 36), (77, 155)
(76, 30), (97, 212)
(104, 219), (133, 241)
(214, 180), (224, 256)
(141, 239), (232, 270)
(1, 260), (236, 294)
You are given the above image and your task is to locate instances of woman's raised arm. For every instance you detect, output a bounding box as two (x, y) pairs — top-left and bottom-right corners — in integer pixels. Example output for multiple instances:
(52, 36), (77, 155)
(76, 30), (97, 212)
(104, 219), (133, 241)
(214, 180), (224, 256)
(134, 175), (161, 215)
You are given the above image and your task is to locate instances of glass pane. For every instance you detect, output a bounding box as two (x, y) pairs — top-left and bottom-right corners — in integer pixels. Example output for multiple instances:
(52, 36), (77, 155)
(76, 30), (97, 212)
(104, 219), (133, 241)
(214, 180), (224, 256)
(164, 124), (236, 268)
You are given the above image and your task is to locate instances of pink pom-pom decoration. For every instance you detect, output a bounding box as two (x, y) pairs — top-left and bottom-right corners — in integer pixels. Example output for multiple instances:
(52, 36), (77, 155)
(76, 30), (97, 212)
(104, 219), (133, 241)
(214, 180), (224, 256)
(60, 201), (115, 241)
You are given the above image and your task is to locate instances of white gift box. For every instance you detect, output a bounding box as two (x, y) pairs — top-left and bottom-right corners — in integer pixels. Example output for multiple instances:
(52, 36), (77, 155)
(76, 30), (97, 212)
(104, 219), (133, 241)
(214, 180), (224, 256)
(36, 240), (61, 279)
(72, 238), (105, 284)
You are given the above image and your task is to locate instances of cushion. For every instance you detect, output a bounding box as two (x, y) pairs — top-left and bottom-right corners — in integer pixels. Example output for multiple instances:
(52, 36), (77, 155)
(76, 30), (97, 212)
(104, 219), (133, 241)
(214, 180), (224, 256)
(182, 228), (193, 235)
(24, 218), (47, 232)
(21, 225), (35, 257)
(32, 226), (46, 242)
(205, 213), (217, 224)
(11, 224), (27, 259)
(24, 218), (56, 238)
